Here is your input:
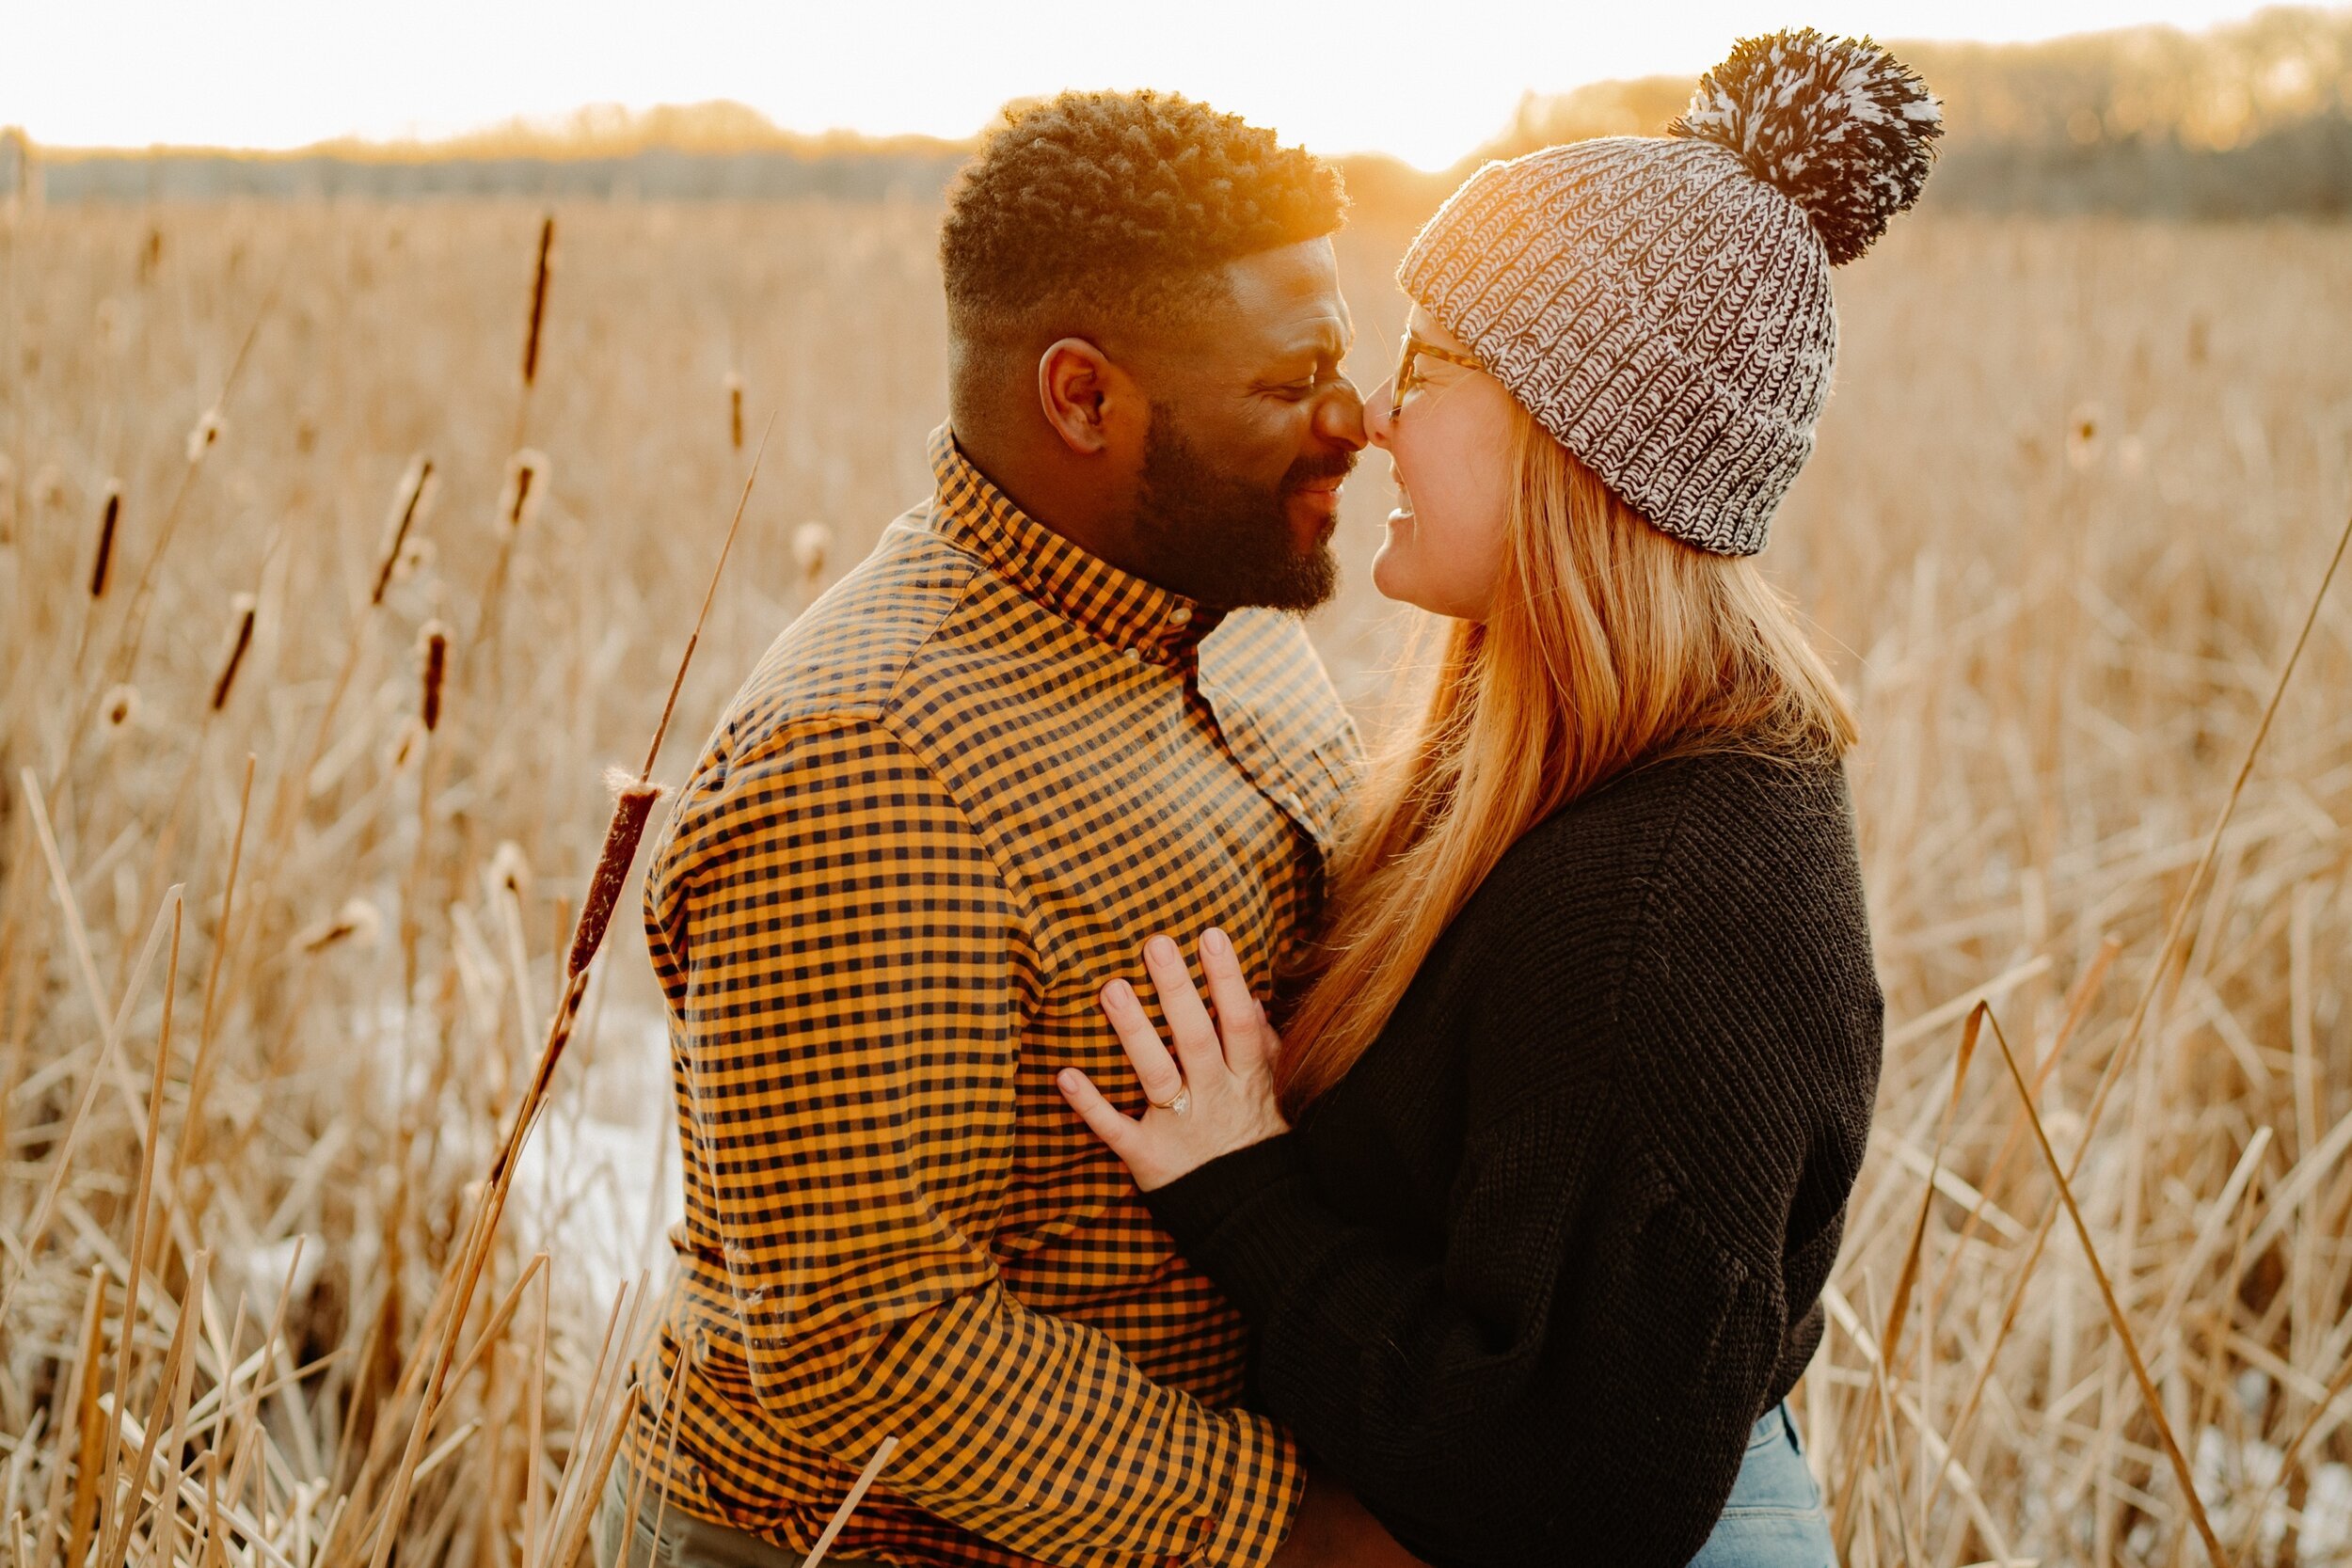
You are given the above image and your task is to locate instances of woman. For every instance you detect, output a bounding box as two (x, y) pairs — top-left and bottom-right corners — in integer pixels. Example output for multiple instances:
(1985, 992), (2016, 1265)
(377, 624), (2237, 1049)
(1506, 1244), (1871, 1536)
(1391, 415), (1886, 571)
(1057, 31), (1941, 1568)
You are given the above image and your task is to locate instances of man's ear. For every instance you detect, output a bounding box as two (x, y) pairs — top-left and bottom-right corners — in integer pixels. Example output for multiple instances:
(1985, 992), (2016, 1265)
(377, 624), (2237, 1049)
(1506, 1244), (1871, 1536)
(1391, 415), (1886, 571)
(1038, 337), (1137, 455)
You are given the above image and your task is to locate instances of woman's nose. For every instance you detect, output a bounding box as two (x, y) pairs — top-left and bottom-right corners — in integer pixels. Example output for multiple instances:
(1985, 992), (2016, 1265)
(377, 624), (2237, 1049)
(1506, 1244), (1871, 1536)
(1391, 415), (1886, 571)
(1362, 379), (1396, 449)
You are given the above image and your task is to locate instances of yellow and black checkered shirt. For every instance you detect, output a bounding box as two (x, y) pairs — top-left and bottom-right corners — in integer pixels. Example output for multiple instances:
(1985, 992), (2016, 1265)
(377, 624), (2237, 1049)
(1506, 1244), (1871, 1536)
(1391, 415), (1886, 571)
(623, 427), (1360, 1568)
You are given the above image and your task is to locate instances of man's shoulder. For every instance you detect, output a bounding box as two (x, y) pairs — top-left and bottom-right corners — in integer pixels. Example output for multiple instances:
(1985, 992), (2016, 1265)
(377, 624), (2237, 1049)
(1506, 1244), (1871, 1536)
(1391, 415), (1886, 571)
(719, 509), (979, 744)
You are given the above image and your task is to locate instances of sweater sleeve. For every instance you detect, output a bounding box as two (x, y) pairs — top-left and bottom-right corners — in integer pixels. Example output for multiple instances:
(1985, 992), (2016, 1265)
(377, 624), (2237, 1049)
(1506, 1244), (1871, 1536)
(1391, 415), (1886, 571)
(1146, 1107), (1787, 1568)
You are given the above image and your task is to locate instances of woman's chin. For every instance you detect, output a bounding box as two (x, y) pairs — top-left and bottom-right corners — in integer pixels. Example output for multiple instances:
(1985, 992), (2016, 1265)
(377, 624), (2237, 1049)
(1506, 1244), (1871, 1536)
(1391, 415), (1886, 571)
(1370, 535), (1411, 606)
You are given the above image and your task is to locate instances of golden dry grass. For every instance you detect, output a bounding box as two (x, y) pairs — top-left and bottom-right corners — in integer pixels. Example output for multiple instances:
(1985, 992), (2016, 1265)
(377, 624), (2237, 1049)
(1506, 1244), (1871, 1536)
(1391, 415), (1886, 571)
(1, 198), (2349, 1567)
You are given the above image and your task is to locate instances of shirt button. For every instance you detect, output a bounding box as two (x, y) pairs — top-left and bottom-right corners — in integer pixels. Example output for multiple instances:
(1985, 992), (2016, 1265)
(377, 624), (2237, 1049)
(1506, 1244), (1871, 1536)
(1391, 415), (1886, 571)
(1124, 647), (1142, 661)
(1168, 606), (1192, 626)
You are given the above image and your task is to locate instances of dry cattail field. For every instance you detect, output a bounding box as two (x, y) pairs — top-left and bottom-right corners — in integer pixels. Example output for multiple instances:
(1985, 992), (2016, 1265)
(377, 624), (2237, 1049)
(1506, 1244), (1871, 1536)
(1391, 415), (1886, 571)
(2, 196), (2350, 1568)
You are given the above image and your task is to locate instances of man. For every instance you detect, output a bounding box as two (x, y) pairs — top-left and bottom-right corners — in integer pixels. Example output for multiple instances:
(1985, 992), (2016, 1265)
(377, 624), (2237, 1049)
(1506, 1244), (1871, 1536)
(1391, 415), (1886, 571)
(597, 91), (1396, 1568)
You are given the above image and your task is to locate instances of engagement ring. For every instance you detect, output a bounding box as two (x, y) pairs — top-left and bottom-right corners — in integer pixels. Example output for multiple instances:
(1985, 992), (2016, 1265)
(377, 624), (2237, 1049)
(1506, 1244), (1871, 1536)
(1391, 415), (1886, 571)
(1150, 1085), (1192, 1117)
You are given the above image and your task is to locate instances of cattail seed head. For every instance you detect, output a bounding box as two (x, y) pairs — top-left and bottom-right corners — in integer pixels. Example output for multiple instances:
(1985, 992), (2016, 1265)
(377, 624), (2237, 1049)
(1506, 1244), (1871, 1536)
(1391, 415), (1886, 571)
(393, 534), (435, 583)
(725, 372), (744, 451)
(567, 768), (666, 979)
(300, 896), (382, 953)
(89, 482), (122, 598)
(499, 449), (549, 531)
(210, 592), (258, 711)
(417, 620), (449, 733)
(387, 715), (426, 774)
(487, 839), (532, 903)
(520, 215), (554, 388)
(102, 683), (140, 732)
(793, 521), (832, 586)
(372, 454), (435, 606)
(185, 410), (222, 465)
(2066, 404), (2104, 471)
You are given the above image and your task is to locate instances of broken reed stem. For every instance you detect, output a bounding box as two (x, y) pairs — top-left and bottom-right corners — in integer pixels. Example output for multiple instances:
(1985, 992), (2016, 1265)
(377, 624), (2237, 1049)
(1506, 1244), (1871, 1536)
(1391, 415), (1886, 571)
(1981, 1004), (2233, 1566)
(800, 1435), (901, 1568)
(1921, 501), (2352, 1522)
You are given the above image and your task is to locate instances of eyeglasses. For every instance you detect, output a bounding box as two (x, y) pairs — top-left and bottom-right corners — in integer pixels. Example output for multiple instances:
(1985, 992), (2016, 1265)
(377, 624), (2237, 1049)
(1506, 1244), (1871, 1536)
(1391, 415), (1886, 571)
(1390, 331), (1486, 419)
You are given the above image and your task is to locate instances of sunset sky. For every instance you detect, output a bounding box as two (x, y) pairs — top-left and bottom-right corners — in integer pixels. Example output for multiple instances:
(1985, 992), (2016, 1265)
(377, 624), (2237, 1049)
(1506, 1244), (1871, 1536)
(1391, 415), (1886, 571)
(10, 0), (2298, 169)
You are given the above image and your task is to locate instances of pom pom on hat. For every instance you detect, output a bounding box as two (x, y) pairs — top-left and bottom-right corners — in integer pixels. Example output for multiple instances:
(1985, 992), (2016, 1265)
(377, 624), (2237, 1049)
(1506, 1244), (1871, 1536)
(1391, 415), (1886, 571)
(1670, 28), (1942, 264)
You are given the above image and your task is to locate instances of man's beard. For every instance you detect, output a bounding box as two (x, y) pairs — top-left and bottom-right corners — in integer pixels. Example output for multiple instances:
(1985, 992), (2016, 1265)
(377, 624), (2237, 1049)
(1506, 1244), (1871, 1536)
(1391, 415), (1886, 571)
(1125, 409), (1350, 612)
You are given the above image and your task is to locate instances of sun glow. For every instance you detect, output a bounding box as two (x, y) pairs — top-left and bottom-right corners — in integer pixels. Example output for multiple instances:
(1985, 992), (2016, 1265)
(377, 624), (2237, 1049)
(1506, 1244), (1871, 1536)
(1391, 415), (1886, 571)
(9, 0), (2296, 169)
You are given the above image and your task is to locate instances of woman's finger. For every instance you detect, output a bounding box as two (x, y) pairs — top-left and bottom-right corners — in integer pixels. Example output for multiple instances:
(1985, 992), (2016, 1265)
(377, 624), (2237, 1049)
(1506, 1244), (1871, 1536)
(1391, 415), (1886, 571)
(1056, 1069), (1144, 1161)
(1197, 927), (1272, 1071)
(1100, 977), (1184, 1105)
(1141, 934), (1225, 1081)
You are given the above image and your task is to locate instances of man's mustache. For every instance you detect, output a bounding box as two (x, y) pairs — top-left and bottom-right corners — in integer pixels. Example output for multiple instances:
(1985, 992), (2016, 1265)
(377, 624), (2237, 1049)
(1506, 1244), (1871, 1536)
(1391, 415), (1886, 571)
(1282, 449), (1359, 492)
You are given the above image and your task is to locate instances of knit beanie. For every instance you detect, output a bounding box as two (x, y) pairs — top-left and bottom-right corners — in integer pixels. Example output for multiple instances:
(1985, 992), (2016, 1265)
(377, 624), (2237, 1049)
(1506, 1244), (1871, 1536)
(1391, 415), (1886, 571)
(1398, 30), (1943, 556)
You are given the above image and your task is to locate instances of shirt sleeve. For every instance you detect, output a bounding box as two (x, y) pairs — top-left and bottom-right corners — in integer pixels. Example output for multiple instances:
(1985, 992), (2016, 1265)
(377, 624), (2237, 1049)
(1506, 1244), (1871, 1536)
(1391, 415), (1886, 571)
(645, 713), (1302, 1568)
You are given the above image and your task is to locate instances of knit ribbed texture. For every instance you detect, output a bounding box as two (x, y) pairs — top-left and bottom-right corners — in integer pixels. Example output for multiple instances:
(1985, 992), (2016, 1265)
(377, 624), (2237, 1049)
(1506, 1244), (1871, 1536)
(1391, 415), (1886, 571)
(1147, 749), (1885, 1568)
(1399, 136), (1833, 558)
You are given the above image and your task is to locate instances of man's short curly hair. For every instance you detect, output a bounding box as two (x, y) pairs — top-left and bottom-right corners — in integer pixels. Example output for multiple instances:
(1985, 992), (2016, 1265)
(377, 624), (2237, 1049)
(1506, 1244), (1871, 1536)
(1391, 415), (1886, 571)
(940, 89), (1347, 342)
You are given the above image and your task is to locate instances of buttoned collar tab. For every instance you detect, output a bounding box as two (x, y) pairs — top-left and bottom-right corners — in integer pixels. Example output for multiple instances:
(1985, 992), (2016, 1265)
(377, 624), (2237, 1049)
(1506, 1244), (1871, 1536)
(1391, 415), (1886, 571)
(928, 425), (1221, 665)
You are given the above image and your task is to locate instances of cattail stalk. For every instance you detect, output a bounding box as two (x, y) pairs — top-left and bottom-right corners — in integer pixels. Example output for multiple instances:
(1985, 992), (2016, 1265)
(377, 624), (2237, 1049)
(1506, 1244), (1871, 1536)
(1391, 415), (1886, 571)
(356, 412), (774, 1568)
(53, 287), (274, 796)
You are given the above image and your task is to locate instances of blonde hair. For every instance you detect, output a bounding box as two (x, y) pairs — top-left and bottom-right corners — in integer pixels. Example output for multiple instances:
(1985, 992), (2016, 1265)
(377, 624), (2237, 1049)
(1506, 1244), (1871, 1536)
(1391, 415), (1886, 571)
(1274, 404), (1858, 1115)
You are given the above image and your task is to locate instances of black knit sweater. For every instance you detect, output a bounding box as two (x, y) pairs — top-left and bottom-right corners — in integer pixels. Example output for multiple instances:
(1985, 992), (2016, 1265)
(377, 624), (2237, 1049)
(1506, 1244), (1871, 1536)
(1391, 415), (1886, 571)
(1145, 749), (1884, 1568)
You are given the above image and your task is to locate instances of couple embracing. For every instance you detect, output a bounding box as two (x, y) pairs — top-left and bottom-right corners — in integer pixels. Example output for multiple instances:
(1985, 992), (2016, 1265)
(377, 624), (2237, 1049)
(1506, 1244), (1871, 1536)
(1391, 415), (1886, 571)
(596, 30), (1940, 1568)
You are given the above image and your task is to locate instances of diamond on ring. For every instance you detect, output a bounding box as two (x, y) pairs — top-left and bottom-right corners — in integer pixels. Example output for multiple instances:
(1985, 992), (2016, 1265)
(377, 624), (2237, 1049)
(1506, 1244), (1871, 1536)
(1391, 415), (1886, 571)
(1150, 1085), (1192, 1117)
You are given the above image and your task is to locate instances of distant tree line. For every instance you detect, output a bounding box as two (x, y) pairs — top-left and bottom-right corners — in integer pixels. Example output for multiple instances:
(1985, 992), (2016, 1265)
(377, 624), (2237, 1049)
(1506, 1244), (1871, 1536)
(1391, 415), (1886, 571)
(8, 7), (2348, 221)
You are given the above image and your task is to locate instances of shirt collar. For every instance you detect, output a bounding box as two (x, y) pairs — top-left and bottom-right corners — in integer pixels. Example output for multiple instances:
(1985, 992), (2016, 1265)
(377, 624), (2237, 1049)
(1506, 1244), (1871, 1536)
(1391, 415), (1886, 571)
(927, 424), (1223, 665)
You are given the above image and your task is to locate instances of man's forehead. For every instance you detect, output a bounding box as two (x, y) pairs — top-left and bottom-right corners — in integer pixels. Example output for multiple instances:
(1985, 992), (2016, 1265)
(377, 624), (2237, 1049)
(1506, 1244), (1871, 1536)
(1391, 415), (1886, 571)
(1213, 238), (1350, 343)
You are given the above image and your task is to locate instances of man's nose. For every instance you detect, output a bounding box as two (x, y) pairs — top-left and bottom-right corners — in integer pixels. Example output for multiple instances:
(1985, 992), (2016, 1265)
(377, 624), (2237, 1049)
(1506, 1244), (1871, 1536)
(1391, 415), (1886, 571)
(1315, 377), (1369, 451)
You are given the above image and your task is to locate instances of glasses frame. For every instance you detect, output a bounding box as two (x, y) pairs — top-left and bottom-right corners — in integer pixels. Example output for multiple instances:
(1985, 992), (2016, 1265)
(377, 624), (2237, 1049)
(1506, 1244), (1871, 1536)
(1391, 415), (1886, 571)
(1390, 331), (1486, 420)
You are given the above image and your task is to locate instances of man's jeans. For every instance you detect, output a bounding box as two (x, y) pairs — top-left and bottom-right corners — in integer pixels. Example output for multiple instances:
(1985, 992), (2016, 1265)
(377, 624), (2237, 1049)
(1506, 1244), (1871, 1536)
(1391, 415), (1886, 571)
(1686, 1402), (1839, 1567)
(592, 1457), (888, 1568)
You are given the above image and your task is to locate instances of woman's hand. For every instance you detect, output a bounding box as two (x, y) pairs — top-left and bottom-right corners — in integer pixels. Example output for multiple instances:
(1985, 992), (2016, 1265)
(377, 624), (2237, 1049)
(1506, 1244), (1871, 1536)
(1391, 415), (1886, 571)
(1057, 927), (1290, 1192)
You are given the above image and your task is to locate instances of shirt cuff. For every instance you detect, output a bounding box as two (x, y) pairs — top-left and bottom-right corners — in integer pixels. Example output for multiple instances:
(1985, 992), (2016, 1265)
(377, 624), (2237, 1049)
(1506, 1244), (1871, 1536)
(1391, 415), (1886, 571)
(1186, 1406), (1306, 1568)
(1144, 1134), (1327, 1324)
